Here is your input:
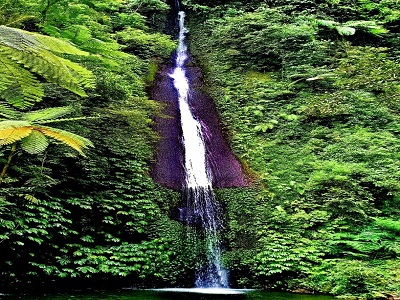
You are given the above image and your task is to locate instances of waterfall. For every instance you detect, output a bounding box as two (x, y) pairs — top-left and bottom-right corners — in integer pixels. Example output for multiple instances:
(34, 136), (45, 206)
(169, 11), (229, 288)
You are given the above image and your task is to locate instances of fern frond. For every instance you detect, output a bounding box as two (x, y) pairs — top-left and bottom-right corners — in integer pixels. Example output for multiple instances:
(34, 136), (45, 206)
(57, 56), (96, 89)
(0, 26), (37, 51)
(0, 51), (44, 108)
(34, 116), (98, 125)
(316, 19), (339, 29)
(20, 130), (49, 154)
(32, 34), (90, 56)
(0, 102), (21, 119)
(3, 46), (95, 97)
(36, 126), (93, 156)
(22, 106), (74, 122)
(344, 20), (388, 36)
(0, 25), (95, 106)
(0, 120), (31, 130)
(18, 194), (39, 203)
(336, 26), (356, 36)
(0, 126), (32, 145)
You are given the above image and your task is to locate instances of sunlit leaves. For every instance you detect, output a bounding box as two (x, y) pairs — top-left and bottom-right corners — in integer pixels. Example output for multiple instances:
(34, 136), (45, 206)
(0, 106), (93, 156)
(0, 25), (95, 108)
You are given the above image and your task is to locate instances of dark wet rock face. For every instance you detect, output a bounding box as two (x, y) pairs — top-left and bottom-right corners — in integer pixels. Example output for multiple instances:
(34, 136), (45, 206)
(151, 62), (247, 190)
(151, 64), (185, 189)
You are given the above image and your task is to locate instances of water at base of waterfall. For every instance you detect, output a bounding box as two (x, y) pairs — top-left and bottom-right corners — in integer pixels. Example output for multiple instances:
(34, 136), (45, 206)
(169, 11), (228, 288)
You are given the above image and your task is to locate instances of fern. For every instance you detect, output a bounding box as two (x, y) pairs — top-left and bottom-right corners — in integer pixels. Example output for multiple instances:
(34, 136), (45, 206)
(336, 26), (356, 36)
(32, 34), (89, 56)
(22, 106), (75, 122)
(316, 19), (388, 36)
(0, 108), (93, 156)
(0, 25), (95, 108)
(375, 218), (400, 233)
(0, 102), (21, 119)
(0, 126), (33, 145)
(36, 126), (93, 156)
(0, 52), (44, 108)
(0, 120), (30, 129)
(20, 130), (49, 154)
(18, 194), (39, 203)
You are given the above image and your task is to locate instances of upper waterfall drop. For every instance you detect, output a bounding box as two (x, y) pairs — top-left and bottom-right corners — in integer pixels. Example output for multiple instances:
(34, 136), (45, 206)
(169, 12), (212, 189)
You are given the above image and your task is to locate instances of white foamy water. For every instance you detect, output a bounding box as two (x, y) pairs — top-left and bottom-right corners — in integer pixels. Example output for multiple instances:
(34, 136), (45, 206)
(151, 288), (254, 295)
(169, 11), (228, 288)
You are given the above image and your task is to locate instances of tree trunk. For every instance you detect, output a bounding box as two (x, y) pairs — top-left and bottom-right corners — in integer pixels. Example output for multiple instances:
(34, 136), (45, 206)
(0, 143), (17, 186)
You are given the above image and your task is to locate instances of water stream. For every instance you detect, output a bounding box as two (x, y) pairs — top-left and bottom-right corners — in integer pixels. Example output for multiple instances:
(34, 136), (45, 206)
(169, 11), (228, 288)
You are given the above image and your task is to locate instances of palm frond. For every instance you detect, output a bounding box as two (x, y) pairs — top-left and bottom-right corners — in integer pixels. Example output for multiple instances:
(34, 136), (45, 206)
(20, 130), (49, 154)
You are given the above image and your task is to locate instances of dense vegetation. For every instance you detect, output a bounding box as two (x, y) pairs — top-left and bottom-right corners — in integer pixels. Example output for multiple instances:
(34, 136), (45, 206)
(0, 0), (196, 291)
(1, 0), (400, 298)
(184, 0), (400, 297)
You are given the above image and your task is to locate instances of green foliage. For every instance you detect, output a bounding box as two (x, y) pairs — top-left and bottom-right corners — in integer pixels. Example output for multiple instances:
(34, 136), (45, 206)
(0, 107), (93, 155)
(0, 0), (183, 290)
(117, 28), (176, 59)
(2, 0), (400, 296)
(0, 25), (95, 108)
(316, 19), (388, 36)
(187, 0), (400, 295)
(209, 9), (329, 72)
(302, 259), (400, 296)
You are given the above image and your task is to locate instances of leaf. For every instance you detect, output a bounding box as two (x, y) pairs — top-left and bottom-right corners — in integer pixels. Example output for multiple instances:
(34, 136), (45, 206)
(0, 120), (31, 130)
(20, 130), (49, 154)
(18, 194), (39, 203)
(0, 102), (21, 119)
(336, 26), (356, 36)
(0, 52), (45, 109)
(0, 126), (32, 145)
(317, 19), (339, 29)
(23, 106), (74, 122)
(36, 126), (93, 156)
(33, 34), (89, 56)
(0, 25), (95, 108)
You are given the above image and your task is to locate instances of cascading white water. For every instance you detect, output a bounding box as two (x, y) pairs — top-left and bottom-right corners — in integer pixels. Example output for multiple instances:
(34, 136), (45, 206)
(169, 11), (229, 288)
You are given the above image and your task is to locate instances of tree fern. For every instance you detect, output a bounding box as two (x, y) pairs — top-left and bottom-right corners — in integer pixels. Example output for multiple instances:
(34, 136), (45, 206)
(0, 107), (93, 156)
(0, 25), (95, 109)
(36, 126), (93, 156)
